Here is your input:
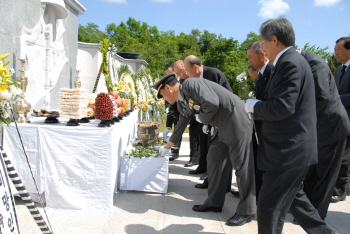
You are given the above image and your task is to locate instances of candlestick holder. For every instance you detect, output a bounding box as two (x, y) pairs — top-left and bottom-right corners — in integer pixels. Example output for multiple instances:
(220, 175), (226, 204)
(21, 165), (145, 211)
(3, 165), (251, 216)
(75, 70), (81, 89)
(13, 59), (31, 123)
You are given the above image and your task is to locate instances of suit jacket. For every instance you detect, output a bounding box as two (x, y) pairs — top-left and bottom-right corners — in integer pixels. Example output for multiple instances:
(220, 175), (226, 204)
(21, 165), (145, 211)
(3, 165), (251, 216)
(335, 62), (350, 119)
(255, 63), (273, 136)
(300, 50), (350, 147)
(202, 66), (233, 93)
(254, 48), (318, 174)
(170, 67), (233, 142)
(169, 78), (251, 147)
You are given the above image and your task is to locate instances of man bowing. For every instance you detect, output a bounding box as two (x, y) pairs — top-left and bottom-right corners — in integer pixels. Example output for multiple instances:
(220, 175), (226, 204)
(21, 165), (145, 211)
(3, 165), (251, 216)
(154, 73), (256, 226)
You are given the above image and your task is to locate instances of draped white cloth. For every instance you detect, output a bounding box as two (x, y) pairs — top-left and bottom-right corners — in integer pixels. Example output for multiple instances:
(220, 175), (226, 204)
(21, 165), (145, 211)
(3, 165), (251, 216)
(3, 111), (138, 211)
(119, 157), (168, 193)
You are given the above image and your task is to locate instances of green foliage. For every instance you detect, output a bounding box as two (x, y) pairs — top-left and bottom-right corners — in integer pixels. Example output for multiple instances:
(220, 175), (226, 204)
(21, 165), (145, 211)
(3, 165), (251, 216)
(79, 18), (335, 99)
(116, 65), (132, 79)
(100, 38), (113, 92)
(327, 54), (342, 76)
(78, 22), (107, 43)
(302, 43), (331, 61)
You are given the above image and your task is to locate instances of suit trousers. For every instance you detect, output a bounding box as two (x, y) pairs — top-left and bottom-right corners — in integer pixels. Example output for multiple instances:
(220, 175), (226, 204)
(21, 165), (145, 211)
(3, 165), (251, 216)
(333, 135), (350, 197)
(204, 132), (256, 215)
(196, 127), (209, 172)
(189, 121), (200, 164)
(303, 137), (346, 219)
(258, 166), (331, 234)
(252, 130), (263, 200)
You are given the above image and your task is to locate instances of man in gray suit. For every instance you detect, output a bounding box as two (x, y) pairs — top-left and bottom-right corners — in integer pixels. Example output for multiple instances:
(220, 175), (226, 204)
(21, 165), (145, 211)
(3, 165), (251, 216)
(245, 18), (334, 234)
(154, 73), (256, 226)
(332, 37), (350, 203)
(297, 49), (350, 220)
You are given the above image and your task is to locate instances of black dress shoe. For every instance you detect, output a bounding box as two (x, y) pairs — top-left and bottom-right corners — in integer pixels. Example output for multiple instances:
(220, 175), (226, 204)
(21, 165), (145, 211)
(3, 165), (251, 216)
(169, 154), (179, 161)
(330, 195), (346, 203)
(192, 204), (222, 212)
(225, 213), (255, 226)
(195, 183), (208, 189)
(230, 189), (239, 197)
(189, 169), (206, 174)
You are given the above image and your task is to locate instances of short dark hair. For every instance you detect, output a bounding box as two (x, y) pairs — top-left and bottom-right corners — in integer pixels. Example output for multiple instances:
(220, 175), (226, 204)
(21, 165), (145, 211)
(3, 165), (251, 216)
(166, 64), (174, 70)
(336, 37), (350, 50)
(188, 57), (202, 66)
(259, 17), (295, 47)
(247, 41), (263, 54)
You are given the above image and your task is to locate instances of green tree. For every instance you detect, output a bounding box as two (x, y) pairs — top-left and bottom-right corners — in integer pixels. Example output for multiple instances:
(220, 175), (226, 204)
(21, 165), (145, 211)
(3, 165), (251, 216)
(302, 43), (331, 61)
(78, 22), (106, 43)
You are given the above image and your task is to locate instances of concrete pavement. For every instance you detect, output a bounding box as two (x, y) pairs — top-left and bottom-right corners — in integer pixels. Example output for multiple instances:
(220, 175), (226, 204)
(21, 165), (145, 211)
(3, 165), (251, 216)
(14, 136), (350, 234)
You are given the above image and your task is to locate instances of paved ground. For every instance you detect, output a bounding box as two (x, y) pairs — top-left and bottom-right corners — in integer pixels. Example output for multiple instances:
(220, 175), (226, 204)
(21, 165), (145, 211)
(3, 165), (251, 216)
(15, 136), (350, 234)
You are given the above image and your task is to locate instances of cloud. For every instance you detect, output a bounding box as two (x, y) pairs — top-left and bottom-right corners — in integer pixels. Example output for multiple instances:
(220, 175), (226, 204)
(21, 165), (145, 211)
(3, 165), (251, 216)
(258, 0), (290, 19)
(101, 0), (127, 4)
(314, 0), (341, 7)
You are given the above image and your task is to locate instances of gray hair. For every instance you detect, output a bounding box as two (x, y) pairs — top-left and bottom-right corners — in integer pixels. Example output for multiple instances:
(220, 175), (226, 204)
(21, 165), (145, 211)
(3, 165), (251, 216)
(247, 41), (263, 54)
(259, 17), (295, 47)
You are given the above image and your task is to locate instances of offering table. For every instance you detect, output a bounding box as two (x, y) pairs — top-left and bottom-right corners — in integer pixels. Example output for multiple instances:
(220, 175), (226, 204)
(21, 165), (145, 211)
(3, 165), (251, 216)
(2, 111), (138, 211)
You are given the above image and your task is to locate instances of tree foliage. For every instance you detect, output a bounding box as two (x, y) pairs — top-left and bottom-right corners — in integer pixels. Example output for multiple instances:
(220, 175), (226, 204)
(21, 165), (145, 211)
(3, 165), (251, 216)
(78, 17), (334, 97)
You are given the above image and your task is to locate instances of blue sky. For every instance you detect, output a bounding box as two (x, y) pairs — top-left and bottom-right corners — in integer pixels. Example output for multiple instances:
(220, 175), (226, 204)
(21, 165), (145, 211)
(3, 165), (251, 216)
(77, 0), (349, 53)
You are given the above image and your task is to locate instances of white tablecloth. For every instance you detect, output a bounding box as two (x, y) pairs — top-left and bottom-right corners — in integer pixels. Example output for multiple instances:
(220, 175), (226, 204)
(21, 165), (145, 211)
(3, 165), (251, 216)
(2, 111), (138, 211)
(119, 157), (169, 193)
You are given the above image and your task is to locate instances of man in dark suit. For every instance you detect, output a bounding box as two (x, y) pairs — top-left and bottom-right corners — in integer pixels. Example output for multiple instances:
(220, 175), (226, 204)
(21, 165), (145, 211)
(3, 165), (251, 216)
(183, 55), (233, 178)
(173, 60), (198, 166)
(155, 73), (256, 226)
(245, 18), (333, 233)
(297, 49), (350, 219)
(244, 41), (273, 200)
(332, 37), (350, 202)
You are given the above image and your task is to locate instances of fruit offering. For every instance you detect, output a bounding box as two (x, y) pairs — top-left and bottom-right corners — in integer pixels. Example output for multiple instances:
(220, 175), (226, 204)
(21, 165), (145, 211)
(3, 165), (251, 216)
(95, 93), (113, 120)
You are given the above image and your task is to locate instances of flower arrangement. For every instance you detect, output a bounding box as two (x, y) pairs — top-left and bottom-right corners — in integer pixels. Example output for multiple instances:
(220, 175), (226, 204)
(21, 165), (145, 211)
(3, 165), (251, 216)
(0, 53), (23, 125)
(236, 72), (254, 100)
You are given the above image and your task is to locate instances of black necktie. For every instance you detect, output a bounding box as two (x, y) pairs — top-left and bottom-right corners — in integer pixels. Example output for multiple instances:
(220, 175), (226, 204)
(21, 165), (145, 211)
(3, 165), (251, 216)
(340, 65), (347, 84)
(258, 72), (263, 80)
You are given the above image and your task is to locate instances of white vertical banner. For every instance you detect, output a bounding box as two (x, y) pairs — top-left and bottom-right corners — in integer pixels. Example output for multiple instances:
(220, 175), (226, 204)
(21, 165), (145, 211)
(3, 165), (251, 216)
(0, 153), (20, 234)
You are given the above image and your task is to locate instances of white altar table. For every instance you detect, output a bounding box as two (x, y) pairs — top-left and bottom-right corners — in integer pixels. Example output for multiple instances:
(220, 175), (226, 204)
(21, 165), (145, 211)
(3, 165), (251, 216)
(2, 111), (138, 211)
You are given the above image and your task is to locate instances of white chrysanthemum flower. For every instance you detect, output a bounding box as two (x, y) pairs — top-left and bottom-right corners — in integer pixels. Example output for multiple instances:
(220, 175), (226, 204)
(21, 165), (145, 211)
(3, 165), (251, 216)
(248, 91), (254, 98)
(0, 90), (12, 101)
(236, 72), (247, 82)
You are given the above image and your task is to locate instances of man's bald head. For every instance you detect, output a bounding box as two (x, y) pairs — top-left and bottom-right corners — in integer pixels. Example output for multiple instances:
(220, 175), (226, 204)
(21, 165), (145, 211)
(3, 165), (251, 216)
(184, 55), (203, 78)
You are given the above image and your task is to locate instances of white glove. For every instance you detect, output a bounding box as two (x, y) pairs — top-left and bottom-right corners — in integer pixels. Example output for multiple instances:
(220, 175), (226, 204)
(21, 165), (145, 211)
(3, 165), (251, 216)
(210, 127), (214, 135)
(202, 125), (209, 134)
(165, 108), (169, 114)
(187, 124), (190, 128)
(195, 114), (202, 123)
(163, 128), (170, 139)
(245, 99), (260, 113)
(158, 146), (170, 156)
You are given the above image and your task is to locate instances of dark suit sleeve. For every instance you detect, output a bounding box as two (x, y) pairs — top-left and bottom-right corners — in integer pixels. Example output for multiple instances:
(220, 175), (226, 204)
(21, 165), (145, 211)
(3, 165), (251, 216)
(254, 60), (301, 121)
(169, 114), (190, 144)
(303, 51), (331, 113)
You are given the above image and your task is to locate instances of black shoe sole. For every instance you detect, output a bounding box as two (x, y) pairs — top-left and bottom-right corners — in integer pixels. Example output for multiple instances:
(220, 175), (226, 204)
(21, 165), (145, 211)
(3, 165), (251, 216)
(192, 206), (222, 212)
(225, 215), (254, 226)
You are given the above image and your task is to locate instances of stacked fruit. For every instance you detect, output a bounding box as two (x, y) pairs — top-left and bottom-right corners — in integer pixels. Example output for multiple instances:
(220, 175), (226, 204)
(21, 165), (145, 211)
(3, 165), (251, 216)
(95, 93), (113, 120)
